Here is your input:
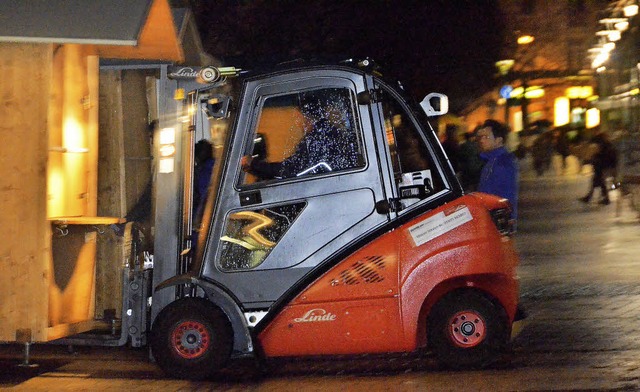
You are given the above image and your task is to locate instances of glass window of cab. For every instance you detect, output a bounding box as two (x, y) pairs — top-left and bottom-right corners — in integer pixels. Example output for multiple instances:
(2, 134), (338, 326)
(240, 87), (365, 185)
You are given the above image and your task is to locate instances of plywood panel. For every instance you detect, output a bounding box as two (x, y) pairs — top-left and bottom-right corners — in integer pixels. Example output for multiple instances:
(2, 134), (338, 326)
(96, 70), (126, 316)
(95, 70), (153, 318)
(121, 70), (152, 216)
(86, 54), (99, 217)
(62, 44), (89, 217)
(98, 70), (126, 218)
(48, 226), (99, 326)
(47, 43), (65, 217)
(96, 0), (183, 62)
(0, 43), (52, 342)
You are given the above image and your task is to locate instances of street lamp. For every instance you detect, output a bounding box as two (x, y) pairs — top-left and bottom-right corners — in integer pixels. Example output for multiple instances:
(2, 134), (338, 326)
(517, 35), (535, 45)
(624, 4), (638, 17)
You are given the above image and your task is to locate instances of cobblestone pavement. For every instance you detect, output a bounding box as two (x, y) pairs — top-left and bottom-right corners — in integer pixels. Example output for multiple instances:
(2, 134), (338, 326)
(2, 159), (640, 391)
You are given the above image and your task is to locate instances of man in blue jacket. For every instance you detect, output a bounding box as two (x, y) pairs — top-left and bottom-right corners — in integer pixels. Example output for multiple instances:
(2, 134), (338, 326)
(477, 119), (519, 221)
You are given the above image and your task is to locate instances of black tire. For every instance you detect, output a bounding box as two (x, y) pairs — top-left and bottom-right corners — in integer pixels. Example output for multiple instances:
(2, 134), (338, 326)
(428, 289), (508, 369)
(150, 298), (233, 380)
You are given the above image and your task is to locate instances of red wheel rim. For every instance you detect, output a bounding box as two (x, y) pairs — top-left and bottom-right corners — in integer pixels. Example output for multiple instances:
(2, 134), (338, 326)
(448, 310), (486, 348)
(171, 321), (211, 359)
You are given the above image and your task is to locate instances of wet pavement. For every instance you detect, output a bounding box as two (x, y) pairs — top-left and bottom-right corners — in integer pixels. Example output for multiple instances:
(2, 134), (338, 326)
(2, 157), (640, 391)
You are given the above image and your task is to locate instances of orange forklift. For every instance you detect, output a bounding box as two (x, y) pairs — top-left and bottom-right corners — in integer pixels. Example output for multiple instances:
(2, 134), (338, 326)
(143, 59), (524, 380)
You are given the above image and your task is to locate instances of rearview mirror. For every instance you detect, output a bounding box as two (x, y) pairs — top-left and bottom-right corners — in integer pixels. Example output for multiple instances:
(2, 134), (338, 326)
(420, 93), (449, 117)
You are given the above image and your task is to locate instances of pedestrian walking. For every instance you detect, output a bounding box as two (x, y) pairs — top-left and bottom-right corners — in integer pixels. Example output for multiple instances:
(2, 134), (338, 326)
(477, 119), (519, 221)
(554, 126), (571, 173)
(579, 131), (618, 205)
(531, 130), (554, 176)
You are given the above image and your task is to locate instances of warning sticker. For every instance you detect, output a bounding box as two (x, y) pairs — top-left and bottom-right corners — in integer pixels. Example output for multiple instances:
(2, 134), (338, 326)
(408, 205), (473, 246)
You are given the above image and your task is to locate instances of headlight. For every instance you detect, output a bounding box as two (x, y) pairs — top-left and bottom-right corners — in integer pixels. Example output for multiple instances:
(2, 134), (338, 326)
(490, 207), (514, 235)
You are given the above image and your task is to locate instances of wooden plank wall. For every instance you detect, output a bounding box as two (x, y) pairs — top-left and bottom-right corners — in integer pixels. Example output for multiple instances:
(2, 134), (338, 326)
(0, 43), (52, 342)
(46, 45), (100, 336)
(96, 71), (126, 316)
(96, 70), (153, 317)
(121, 71), (152, 215)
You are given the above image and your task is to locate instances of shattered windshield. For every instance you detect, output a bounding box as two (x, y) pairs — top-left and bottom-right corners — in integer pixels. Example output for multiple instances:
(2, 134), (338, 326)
(240, 87), (365, 185)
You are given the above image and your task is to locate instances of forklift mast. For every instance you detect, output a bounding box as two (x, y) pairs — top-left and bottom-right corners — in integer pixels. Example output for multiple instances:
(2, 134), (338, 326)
(151, 65), (238, 322)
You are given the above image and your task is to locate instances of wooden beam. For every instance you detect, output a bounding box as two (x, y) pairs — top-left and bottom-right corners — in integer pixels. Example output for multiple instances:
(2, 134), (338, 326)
(0, 43), (52, 342)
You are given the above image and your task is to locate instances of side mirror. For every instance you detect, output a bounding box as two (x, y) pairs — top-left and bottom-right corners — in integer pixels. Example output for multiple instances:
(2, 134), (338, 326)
(205, 95), (231, 119)
(420, 93), (449, 117)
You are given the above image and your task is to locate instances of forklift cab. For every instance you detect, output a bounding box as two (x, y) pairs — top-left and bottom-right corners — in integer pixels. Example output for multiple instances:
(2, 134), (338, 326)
(151, 61), (520, 380)
(188, 64), (456, 307)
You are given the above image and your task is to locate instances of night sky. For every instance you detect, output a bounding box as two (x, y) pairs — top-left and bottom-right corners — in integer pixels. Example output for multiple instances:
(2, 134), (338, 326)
(188, 0), (505, 113)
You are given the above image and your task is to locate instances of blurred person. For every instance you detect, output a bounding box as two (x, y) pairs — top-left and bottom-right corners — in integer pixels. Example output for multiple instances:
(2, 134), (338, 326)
(194, 139), (215, 228)
(441, 123), (460, 172)
(457, 129), (484, 192)
(477, 119), (519, 221)
(579, 131), (618, 205)
(554, 127), (571, 172)
(531, 130), (554, 176)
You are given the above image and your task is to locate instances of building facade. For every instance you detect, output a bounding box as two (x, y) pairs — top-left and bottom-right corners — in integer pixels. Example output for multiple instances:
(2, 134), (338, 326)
(463, 0), (603, 137)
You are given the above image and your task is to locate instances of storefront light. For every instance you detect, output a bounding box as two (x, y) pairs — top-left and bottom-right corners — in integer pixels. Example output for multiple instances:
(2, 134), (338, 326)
(495, 59), (515, 75)
(566, 86), (594, 99)
(596, 30), (621, 42)
(517, 35), (535, 45)
(510, 87), (524, 98)
(509, 86), (544, 99)
(586, 108), (600, 128)
(624, 4), (639, 17)
(554, 97), (570, 127)
(524, 87), (544, 99)
(609, 30), (621, 41)
(615, 20), (629, 31)
(596, 30), (615, 37)
(592, 51), (610, 68)
(513, 111), (523, 132)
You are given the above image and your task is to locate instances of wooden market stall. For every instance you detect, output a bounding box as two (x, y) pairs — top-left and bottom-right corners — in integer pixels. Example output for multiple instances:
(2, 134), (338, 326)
(0, 0), (184, 344)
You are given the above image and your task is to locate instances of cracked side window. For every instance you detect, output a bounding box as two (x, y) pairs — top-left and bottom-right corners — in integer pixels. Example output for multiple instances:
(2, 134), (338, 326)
(241, 87), (365, 184)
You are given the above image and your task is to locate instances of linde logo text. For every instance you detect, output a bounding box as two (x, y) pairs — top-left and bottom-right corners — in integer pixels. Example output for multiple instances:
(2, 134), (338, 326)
(294, 308), (337, 323)
(168, 67), (198, 79)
